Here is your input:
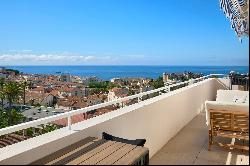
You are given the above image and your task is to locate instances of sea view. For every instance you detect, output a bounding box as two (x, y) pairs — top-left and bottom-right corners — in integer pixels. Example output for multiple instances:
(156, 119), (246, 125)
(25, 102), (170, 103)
(4, 65), (249, 80)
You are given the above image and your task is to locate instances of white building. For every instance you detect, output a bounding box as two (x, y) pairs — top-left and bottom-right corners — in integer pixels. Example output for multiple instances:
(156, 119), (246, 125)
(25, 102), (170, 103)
(71, 76), (82, 83)
(108, 87), (129, 101)
(162, 72), (169, 83)
(59, 87), (88, 98)
(107, 87), (130, 107)
(110, 78), (121, 83)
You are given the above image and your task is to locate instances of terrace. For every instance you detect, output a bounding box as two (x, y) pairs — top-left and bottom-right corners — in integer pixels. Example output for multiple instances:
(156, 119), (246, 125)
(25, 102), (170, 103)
(0, 74), (248, 165)
(150, 112), (249, 165)
(0, 0), (249, 164)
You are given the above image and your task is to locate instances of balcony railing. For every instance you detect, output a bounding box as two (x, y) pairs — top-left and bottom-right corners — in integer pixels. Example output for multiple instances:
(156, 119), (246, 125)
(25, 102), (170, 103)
(0, 74), (231, 164)
(0, 74), (224, 138)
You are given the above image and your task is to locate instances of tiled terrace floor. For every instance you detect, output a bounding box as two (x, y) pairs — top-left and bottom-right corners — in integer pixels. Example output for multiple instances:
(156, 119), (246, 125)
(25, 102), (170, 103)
(150, 112), (249, 165)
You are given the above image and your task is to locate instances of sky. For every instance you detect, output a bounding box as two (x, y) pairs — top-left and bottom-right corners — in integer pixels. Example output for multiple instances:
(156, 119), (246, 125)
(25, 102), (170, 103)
(0, 0), (249, 66)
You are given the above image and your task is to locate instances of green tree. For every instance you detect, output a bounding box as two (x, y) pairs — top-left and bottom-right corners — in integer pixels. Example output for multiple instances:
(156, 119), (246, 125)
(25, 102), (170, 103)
(0, 91), (5, 110)
(0, 77), (4, 89)
(151, 76), (164, 89)
(5, 68), (20, 75)
(2, 82), (23, 126)
(3, 81), (22, 108)
(0, 109), (8, 129)
(40, 124), (59, 134)
(8, 108), (25, 126)
(0, 77), (5, 110)
(107, 82), (120, 90)
(88, 81), (121, 94)
(0, 108), (25, 128)
(20, 81), (28, 105)
(25, 127), (35, 137)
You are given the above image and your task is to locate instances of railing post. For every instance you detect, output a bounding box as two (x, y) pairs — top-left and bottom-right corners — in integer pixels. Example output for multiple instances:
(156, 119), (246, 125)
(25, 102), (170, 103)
(138, 94), (142, 103)
(165, 86), (170, 93)
(164, 86), (168, 93)
(68, 115), (71, 130)
(189, 78), (194, 85)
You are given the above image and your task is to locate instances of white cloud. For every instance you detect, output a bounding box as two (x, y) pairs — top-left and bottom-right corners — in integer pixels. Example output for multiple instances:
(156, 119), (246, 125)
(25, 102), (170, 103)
(21, 50), (33, 52)
(7, 49), (33, 53)
(0, 51), (154, 65)
(0, 53), (118, 65)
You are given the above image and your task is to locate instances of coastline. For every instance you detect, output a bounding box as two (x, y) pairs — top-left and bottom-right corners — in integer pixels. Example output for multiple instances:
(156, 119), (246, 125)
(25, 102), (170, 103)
(1, 65), (249, 81)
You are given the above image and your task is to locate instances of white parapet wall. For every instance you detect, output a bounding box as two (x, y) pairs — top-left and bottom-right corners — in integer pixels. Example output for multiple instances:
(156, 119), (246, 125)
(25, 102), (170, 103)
(0, 78), (229, 164)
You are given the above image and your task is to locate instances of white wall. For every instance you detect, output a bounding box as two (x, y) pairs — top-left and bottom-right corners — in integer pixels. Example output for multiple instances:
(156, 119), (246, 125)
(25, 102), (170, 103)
(0, 78), (228, 165)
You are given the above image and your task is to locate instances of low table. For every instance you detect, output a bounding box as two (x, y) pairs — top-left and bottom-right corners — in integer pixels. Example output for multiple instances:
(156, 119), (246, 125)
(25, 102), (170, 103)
(31, 137), (149, 165)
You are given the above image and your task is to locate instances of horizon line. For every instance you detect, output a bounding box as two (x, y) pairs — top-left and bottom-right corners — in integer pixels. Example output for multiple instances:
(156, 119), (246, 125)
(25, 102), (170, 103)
(1, 65), (249, 67)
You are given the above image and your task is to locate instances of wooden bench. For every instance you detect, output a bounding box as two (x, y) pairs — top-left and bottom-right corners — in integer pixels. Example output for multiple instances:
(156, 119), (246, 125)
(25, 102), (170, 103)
(208, 109), (249, 151)
(31, 137), (149, 165)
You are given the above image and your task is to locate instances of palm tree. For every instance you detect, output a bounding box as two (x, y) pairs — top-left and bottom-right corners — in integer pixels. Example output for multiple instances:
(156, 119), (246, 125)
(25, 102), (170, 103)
(20, 81), (28, 105)
(0, 110), (8, 129)
(0, 77), (4, 89)
(0, 77), (5, 110)
(9, 108), (25, 126)
(0, 91), (5, 110)
(3, 82), (23, 126)
(3, 81), (22, 108)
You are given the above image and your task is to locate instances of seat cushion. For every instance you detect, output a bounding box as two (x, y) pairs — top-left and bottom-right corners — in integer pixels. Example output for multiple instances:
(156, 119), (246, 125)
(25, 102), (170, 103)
(102, 132), (146, 147)
(205, 100), (249, 126)
(233, 95), (247, 103)
(245, 95), (249, 104)
(216, 90), (249, 102)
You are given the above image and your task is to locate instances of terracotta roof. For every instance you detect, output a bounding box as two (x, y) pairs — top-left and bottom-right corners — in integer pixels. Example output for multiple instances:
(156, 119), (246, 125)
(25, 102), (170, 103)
(25, 91), (50, 103)
(30, 86), (44, 92)
(52, 113), (88, 126)
(94, 105), (117, 116)
(57, 97), (87, 108)
(57, 99), (72, 107)
(0, 134), (29, 148)
(87, 94), (102, 100)
(52, 105), (117, 127)
(111, 87), (122, 92)
(59, 87), (74, 93)
(71, 100), (88, 108)
(109, 88), (129, 98)
(50, 90), (59, 96)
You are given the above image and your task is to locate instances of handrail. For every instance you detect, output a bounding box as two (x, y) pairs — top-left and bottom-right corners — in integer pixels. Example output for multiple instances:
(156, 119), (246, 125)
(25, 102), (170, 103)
(0, 74), (225, 136)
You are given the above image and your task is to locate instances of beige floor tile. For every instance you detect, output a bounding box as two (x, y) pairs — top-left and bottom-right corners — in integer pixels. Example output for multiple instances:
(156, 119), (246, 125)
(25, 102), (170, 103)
(150, 112), (249, 165)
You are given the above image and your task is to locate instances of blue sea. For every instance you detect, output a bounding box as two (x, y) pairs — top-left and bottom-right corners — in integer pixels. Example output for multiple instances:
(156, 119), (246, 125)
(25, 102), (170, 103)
(4, 66), (249, 81)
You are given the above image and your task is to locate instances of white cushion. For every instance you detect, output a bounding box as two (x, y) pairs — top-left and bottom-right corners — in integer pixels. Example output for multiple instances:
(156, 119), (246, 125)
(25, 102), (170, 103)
(205, 100), (249, 126)
(216, 90), (249, 102)
(245, 95), (249, 104)
(233, 95), (247, 103)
